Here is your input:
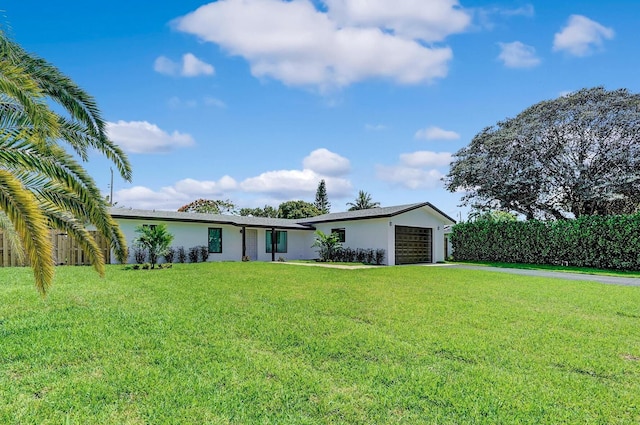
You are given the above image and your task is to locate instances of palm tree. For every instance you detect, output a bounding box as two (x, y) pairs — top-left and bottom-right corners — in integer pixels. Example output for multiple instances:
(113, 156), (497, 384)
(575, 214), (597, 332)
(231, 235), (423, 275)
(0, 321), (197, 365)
(133, 224), (174, 269)
(0, 32), (132, 295)
(346, 190), (380, 211)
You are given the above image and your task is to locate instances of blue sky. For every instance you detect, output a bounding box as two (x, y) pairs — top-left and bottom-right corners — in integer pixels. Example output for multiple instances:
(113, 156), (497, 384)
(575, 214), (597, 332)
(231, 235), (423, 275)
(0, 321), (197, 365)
(5, 1), (637, 219)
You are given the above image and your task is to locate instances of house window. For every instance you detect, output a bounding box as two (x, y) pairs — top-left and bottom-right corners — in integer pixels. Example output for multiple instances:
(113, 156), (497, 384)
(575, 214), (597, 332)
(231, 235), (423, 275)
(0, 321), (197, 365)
(266, 230), (287, 253)
(208, 228), (222, 253)
(331, 228), (346, 243)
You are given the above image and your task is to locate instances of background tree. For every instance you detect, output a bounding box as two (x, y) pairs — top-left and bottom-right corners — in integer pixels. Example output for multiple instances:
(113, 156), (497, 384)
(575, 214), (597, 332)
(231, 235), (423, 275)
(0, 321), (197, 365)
(347, 190), (381, 211)
(277, 200), (320, 219)
(314, 179), (331, 214)
(470, 210), (518, 222)
(0, 31), (131, 294)
(133, 224), (174, 269)
(239, 205), (278, 218)
(446, 87), (640, 219)
(178, 199), (237, 215)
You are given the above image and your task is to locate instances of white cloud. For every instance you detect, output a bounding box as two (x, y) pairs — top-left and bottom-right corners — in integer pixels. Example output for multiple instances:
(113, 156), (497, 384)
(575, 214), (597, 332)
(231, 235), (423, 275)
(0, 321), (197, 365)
(497, 4), (534, 17)
(497, 41), (540, 68)
(302, 148), (351, 176)
(240, 169), (352, 198)
(365, 123), (387, 131)
(112, 149), (353, 209)
(173, 0), (458, 89)
(400, 151), (452, 168)
(181, 53), (215, 76)
(172, 176), (238, 195)
(377, 150), (451, 189)
(553, 15), (614, 57)
(376, 165), (445, 189)
(114, 186), (187, 211)
(203, 97), (227, 108)
(414, 126), (460, 141)
(114, 176), (239, 210)
(106, 120), (195, 154)
(325, 0), (471, 42)
(153, 56), (179, 76)
(153, 53), (215, 77)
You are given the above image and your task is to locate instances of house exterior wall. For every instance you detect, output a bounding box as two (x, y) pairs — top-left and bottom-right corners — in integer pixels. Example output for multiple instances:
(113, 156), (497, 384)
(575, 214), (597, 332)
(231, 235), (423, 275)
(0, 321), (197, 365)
(313, 206), (449, 265)
(314, 218), (390, 263)
(110, 204), (451, 265)
(112, 218), (315, 264)
(253, 228), (316, 262)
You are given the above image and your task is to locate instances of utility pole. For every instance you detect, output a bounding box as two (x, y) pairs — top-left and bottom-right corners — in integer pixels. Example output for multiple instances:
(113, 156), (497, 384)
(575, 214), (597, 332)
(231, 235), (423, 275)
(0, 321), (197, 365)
(109, 167), (114, 206)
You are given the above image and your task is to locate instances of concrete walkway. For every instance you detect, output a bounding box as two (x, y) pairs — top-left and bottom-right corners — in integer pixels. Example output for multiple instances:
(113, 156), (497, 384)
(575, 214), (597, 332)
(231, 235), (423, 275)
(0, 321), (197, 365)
(441, 264), (640, 287)
(282, 261), (640, 286)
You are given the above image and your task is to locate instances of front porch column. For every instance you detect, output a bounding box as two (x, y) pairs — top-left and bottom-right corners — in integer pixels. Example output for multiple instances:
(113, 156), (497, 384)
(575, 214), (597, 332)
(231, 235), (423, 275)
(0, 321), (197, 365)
(271, 227), (276, 262)
(241, 226), (246, 259)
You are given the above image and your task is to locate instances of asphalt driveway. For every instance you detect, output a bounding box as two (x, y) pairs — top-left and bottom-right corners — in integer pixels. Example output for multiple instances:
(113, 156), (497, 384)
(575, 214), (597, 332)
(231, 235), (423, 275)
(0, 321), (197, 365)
(442, 264), (640, 287)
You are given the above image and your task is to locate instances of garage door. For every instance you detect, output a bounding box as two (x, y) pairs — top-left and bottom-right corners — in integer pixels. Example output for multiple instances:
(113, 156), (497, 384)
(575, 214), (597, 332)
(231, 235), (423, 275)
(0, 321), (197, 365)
(395, 226), (432, 265)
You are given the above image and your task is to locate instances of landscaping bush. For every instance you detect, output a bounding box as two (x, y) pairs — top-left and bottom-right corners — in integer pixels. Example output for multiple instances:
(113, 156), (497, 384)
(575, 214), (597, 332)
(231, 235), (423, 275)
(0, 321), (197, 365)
(133, 247), (147, 264)
(177, 246), (187, 263)
(375, 249), (386, 265)
(198, 245), (209, 263)
(451, 213), (640, 270)
(164, 247), (176, 264)
(188, 247), (200, 263)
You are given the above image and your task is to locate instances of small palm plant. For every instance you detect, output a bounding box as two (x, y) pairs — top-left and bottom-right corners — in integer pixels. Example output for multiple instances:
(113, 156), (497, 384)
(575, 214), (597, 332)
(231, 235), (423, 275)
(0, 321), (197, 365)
(133, 225), (174, 269)
(312, 230), (342, 262)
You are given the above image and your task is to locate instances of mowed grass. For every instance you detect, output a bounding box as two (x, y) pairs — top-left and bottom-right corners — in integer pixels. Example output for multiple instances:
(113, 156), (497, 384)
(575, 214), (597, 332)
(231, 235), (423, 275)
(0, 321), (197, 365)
(1, 263), (640, 424)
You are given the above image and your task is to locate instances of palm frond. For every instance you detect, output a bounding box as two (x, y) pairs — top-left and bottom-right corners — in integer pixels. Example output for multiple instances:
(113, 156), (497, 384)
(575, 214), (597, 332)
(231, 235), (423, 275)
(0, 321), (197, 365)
(0, 169), (54, 295)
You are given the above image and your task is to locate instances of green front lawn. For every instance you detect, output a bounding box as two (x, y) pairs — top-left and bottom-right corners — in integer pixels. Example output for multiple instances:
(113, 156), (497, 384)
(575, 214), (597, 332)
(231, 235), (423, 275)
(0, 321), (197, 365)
(1, 263), (639, 424)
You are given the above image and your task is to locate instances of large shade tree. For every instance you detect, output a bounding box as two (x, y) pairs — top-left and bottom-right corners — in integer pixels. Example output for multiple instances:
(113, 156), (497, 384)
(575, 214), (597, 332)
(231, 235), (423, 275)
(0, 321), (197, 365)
(0, 32), (131, 294)
(446, 87), (640, 219)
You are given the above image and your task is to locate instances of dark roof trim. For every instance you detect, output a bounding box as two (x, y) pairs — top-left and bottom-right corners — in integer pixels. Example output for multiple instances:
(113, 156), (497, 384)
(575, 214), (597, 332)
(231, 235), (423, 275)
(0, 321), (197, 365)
(299, 202), (456, 225)
(110, 211), (315, 231)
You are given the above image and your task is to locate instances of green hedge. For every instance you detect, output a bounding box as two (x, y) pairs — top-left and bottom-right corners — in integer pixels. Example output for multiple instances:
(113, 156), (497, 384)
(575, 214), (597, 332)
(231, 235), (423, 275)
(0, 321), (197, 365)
(451, 214), (640, 270)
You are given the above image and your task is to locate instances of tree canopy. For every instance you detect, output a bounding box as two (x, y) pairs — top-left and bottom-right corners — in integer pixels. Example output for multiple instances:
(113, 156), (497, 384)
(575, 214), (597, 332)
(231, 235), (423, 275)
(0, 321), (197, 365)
(178, 199), (237, 215)
(314, 179), (330, 214)
(446, 87), (640, 219)
(239, 205), (278, 218)
(0, 31), (131, 294)
(347, 190), (380, 211)
(277, 200), (320, 219)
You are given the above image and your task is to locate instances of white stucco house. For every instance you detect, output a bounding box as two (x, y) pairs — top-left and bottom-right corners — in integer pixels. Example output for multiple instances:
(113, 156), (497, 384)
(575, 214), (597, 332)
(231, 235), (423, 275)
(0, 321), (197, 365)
(109, 202), (456, 266)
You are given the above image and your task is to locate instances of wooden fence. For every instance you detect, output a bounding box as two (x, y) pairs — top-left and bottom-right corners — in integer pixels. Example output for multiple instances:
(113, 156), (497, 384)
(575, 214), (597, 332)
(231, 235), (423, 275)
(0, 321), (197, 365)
(0, 231), (111, 267)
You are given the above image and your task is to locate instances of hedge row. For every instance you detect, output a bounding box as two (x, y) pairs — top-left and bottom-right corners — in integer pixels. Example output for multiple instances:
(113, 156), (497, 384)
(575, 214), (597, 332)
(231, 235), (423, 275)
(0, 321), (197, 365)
(451, 214), (640, 270)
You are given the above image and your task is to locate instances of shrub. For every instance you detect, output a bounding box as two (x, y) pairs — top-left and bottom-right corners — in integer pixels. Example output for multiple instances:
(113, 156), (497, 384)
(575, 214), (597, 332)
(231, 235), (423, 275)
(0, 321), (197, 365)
(177, 246), (187, 263)
(199, 245), (209, 263)
(133, 248), (147, 264)
(343, 248), (355, 263)
(188, 247), (199, 263)
(375, 249), (386, 265)
(451, 213), (640, 270)
(355, 249), (366, 263)
(164, 247), (176, 263)
(364, 249), (375, 264)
